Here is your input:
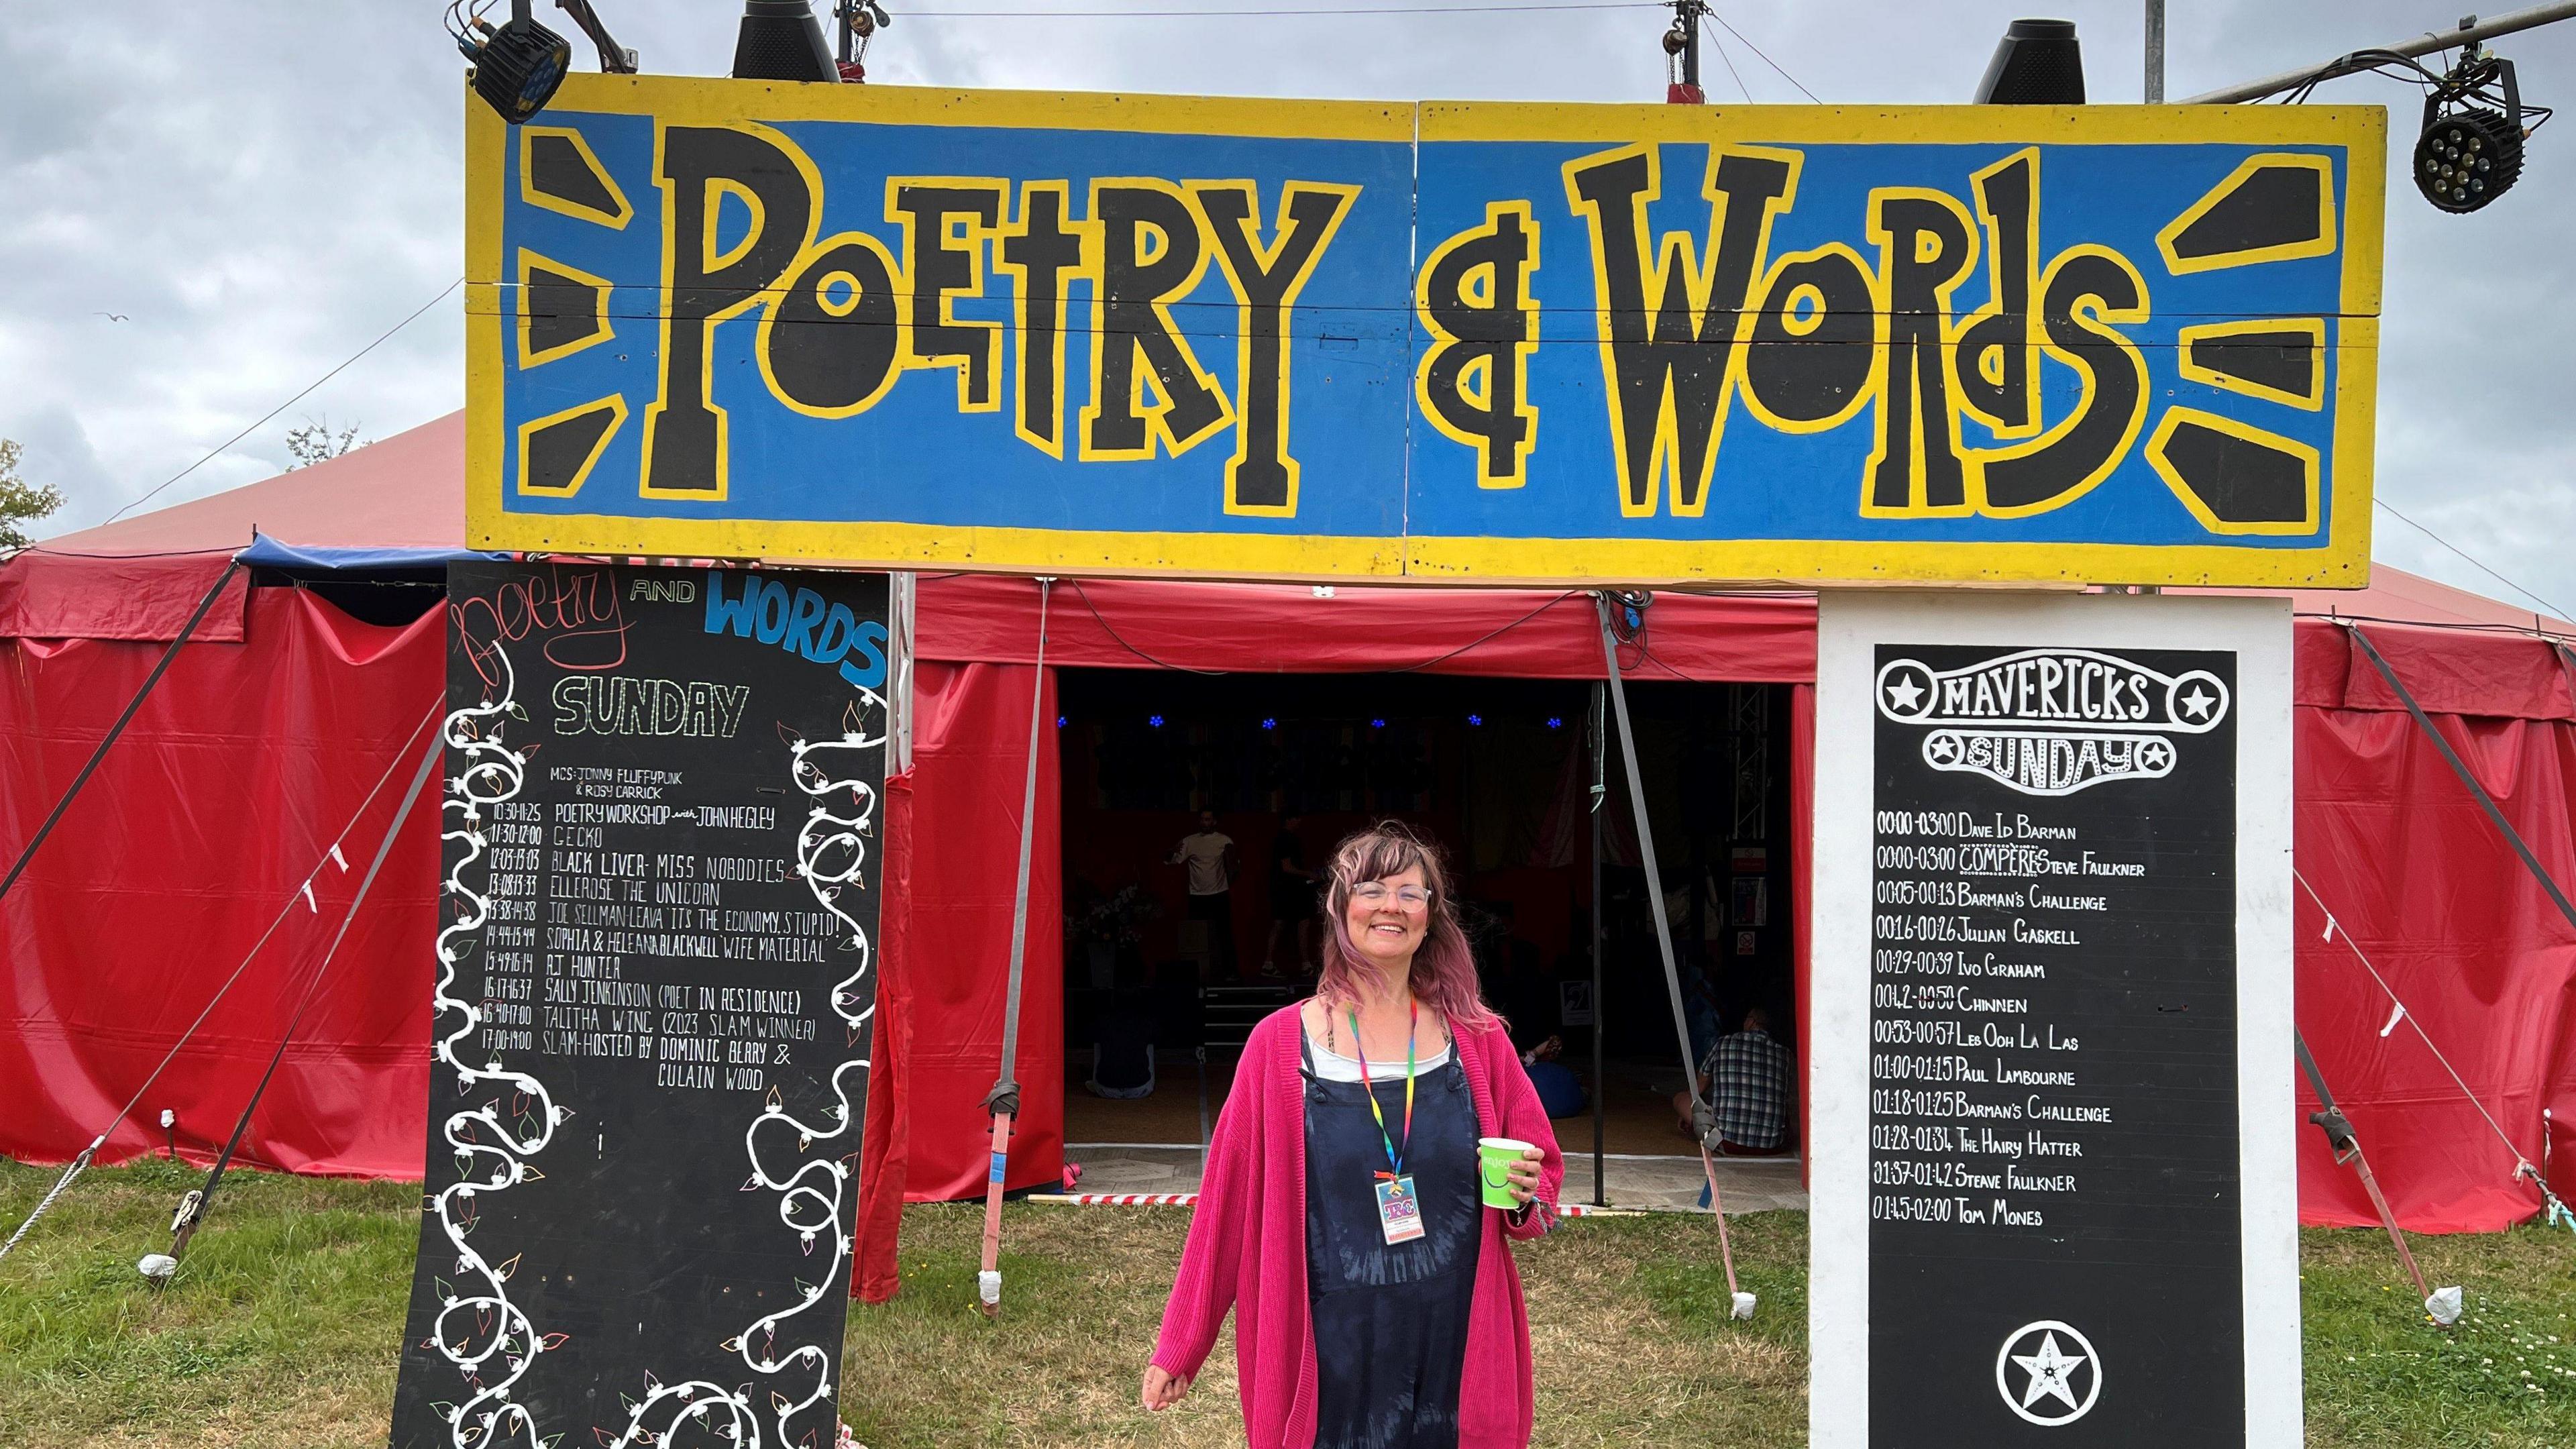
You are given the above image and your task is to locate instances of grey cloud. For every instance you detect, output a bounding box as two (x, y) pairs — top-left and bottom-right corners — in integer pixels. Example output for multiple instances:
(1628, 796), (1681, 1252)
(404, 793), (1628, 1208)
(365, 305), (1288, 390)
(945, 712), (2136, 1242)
(5, 0), (2572, 614)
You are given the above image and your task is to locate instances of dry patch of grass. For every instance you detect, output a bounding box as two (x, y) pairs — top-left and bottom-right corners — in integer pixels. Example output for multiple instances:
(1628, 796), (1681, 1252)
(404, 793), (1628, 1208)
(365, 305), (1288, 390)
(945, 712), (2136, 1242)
(9, 1159), (2576, 1447)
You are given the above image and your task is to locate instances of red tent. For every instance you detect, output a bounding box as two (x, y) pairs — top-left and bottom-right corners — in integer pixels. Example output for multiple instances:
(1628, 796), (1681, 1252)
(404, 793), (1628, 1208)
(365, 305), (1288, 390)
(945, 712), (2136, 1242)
(5, 412), (2571, 1299)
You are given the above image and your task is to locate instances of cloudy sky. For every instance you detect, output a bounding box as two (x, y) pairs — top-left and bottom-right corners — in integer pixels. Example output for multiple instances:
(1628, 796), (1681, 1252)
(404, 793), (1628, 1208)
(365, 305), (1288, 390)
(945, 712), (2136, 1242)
(5, 1), (2571, 610)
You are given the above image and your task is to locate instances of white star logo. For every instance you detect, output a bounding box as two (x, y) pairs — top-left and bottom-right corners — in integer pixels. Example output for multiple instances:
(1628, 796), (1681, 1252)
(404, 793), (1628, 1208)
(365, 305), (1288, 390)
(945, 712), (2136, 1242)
(1884, 674), (1926, 712)
(1994, 1320), (2101, 1426)
(2179, 685), (2217, 720)
(2137, 739), (2174, 772)
(1927, 733), (1963, 764)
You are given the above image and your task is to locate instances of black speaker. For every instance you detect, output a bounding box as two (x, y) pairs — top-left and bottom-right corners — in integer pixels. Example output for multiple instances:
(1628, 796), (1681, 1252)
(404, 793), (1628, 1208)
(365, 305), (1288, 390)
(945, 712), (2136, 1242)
(733, 0), (838, 82)
(1974, 18), (2086, 105)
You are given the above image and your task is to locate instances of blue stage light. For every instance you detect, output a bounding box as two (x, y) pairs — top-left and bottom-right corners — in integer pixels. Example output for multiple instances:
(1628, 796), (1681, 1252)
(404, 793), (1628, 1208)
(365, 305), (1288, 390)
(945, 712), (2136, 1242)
(1546, 716), (1564, 730)
(1260, 717), (1277, 731)
(1371, 718), (1387, 729)
(1055, 715), (1067, 729)
(1148, 714), (1165, 728)
(1467, 714), (1483, 727)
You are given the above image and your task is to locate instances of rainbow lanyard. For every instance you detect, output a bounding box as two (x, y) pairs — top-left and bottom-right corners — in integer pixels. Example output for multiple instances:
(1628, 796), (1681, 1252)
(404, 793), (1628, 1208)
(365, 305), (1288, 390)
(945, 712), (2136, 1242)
(1346, 1001), (1417, 1182)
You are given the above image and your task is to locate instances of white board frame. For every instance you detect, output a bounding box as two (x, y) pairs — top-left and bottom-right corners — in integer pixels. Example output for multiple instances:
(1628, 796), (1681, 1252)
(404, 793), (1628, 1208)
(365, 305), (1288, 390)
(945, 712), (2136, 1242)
(1808, 591), (2300, 1447)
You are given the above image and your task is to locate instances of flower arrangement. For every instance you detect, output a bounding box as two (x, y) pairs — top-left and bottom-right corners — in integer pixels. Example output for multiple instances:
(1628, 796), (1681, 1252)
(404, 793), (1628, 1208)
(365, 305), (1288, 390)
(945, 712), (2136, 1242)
(1070, 882), (1159, 950)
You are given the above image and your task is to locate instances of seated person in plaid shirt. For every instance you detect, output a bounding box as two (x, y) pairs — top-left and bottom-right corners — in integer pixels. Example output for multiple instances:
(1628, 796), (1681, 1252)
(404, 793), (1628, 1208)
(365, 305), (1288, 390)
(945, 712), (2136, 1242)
(1670, 1006), (1791, 1152)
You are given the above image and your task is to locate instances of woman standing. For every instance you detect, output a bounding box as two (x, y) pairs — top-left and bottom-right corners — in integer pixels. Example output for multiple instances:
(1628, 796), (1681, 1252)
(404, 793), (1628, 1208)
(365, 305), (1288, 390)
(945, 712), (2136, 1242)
(1143, 823), (1564, 1448)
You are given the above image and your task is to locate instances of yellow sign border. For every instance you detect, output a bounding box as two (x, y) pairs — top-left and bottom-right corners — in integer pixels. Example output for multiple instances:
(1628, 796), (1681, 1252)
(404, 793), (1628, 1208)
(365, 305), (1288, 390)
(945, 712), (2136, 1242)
(468, 80), (2383, 588)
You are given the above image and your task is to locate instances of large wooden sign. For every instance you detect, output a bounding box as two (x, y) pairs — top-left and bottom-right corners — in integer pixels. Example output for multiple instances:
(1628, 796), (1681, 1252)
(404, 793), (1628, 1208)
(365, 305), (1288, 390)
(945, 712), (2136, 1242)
(1809, 594), (2300, 1447)
(468, 79), (2382, 587)
(391, 561), (888, 1449)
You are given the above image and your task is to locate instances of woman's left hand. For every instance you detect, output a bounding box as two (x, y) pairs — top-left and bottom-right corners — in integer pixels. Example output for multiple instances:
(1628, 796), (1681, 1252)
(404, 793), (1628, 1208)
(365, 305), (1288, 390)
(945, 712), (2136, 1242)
(1503, 1146), (1545, 1205)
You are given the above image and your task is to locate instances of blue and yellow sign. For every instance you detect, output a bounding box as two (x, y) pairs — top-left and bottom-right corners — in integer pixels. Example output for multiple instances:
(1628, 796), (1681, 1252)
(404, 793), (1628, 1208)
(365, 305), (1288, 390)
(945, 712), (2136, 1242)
(468, 77), (2382, 586)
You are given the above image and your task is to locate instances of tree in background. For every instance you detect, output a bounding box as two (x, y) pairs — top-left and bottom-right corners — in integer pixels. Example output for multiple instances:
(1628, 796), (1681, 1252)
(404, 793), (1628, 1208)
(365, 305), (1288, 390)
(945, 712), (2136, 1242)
(284, 416), (368, 470)
(0, 439), (67, 552)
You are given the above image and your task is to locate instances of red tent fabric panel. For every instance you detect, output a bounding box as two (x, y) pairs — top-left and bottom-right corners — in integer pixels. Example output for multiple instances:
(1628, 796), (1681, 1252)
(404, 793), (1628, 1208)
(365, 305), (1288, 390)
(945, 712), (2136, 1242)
(2293, 702), (2576, 1231)
(853, 771), (916, 1302)
(0, 550), (248, 643)
(892, 660), (1065, 1202)
(0, 589), (442, 1174)
(2296, 621), (2576, 721)
(914, 575), (1818, 682)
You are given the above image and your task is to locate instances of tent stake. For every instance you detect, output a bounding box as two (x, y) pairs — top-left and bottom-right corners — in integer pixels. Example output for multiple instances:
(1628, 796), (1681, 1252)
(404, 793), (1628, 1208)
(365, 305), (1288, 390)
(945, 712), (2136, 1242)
(168, 735), (443, 1267)
(2294, 1030), (2456, 1323)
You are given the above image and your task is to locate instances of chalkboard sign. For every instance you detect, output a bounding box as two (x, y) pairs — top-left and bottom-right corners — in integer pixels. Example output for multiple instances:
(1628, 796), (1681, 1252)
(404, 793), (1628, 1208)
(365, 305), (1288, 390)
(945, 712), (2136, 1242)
(391, 561), (889, 1449)
(1811, 596), (2300, 1449)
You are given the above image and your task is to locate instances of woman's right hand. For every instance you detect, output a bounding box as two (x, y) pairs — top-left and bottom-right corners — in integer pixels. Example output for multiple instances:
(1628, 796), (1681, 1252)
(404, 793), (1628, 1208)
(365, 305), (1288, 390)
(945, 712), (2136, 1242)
(1141, 1364), (1191, 1411)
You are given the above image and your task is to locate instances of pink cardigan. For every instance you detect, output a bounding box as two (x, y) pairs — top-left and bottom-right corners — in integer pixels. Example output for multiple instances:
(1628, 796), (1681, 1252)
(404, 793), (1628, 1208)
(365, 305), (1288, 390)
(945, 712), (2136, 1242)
(1150, 1006), (1566, 1448)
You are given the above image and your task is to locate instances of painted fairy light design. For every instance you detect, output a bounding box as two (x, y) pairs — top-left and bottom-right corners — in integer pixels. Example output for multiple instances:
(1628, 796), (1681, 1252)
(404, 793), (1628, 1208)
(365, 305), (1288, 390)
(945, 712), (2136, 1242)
(425, 647), (570, 1448)
(602, 692), (884, 1448)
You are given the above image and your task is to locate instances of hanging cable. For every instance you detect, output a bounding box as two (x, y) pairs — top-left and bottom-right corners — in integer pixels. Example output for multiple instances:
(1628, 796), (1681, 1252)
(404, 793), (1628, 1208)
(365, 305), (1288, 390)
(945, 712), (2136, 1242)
(0, 698), (442, 1268)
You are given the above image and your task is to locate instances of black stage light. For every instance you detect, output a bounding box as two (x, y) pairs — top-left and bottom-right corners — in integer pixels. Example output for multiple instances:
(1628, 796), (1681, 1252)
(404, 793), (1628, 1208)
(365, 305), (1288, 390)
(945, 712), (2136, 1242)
(459, 1), (573, 123)
(2416, 50), (2528, 214)
(735, 0), (840, 82)
(1974, 17), (2085, 104)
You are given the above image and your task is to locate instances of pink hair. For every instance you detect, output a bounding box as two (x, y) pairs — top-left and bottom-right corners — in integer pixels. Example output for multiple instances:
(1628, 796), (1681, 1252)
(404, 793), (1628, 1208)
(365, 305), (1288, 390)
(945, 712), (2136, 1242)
(1313, 822), (1497, 1034)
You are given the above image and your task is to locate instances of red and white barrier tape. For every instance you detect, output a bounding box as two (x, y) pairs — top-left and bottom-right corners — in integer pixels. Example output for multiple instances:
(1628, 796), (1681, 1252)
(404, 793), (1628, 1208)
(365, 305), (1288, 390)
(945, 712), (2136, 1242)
(1026, 1193), (1643, 1216)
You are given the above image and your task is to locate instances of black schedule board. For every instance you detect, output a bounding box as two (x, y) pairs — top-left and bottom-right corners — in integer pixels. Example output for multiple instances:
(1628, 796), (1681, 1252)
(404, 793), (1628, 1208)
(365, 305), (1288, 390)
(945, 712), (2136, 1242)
(1866, 643), (2241, 1444)
(391, 561), (888, 1449)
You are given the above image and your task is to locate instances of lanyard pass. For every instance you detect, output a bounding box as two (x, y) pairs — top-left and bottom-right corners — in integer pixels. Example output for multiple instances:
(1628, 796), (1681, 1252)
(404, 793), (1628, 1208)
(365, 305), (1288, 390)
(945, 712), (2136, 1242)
(1348, 1002), (1426, 1244)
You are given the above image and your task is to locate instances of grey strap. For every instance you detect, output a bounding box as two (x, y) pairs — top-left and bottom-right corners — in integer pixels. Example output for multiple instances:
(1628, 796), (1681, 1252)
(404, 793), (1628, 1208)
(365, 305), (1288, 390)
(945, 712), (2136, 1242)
(1594, 596), (1712, 1134)
(2351, 623), (2576, 935)
(985, 578), (1055, 1120)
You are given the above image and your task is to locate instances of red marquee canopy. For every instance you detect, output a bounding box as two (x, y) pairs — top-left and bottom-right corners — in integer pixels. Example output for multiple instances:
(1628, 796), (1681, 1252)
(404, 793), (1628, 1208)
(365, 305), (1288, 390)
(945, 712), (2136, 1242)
(6, 413), (2572, 1308)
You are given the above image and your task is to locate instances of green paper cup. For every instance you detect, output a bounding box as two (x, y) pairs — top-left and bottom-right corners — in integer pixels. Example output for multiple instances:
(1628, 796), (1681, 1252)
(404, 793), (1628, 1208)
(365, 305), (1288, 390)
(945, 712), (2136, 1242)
(1477, 1136), (1535, 1210)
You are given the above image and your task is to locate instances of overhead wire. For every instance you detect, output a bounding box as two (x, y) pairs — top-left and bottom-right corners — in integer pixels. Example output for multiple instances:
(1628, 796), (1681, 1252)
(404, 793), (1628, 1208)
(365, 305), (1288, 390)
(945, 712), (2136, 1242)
(104, 278), (462, 526)
(1703, 23), (1755, 103)
(901, 0), (1658, 13)
(1706, 11), (1820, 101)
(2373, 497), (2576, 627)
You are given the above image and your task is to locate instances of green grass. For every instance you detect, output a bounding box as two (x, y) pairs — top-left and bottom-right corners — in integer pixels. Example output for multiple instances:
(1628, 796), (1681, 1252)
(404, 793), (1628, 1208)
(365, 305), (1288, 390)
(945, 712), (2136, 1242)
(5, 1158), (2575, 1446)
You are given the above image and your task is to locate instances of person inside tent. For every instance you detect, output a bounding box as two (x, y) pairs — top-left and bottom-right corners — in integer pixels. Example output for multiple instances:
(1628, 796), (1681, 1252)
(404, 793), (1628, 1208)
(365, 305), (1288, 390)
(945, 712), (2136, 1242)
(1169, 810), (1239, 981)
(1263, 814), (1316, 978)
(1087, 958), (1160, 1099)
(1672, 1005), (1792, 1155)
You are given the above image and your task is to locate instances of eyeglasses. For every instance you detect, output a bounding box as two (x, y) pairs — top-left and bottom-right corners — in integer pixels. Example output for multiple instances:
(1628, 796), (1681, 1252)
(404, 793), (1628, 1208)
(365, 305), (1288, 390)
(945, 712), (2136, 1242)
(1350, 882), (1432, 909)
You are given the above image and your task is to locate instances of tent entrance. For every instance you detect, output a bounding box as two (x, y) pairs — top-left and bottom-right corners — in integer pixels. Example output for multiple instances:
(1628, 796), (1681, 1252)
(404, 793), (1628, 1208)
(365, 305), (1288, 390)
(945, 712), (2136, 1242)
(1053, 666), (1803, 1211)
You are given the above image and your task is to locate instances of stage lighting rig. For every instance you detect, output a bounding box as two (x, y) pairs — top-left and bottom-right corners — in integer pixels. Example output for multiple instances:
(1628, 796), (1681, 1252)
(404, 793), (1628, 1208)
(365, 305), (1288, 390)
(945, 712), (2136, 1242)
(2414, 44), (2540, 213)
(832, 0), (895, 80)
(556, 0), (639, 73)
(452, 0), (573, 123)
